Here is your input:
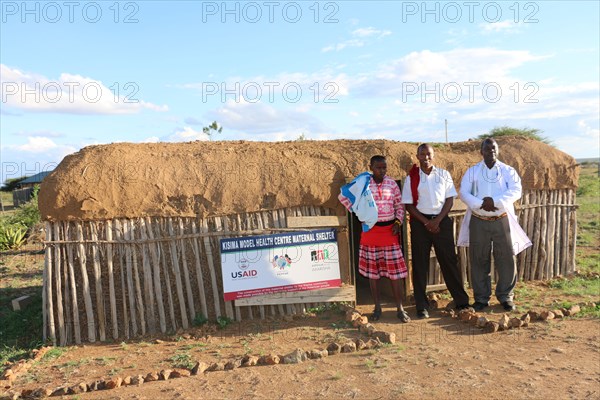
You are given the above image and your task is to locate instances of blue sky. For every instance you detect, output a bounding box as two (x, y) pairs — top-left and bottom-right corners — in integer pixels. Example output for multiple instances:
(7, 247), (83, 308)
(1, 0), (599, 182)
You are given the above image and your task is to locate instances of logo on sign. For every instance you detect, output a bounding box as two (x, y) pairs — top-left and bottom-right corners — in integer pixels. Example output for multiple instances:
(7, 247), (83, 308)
(272, 254), (292, 270)
(311, 249), (330, 262)
(232, 258), (257, 279)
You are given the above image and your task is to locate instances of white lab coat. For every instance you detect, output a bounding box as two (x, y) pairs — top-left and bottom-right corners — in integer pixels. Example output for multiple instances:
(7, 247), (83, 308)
(457, 160), (532, 255)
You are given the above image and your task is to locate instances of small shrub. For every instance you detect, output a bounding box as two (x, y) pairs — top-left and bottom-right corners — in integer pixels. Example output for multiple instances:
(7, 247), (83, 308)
(216, 316), (232, 330)
(193, 313), (208, 326)
(0, 226), (27, 250)
(169, 352), (194, 369)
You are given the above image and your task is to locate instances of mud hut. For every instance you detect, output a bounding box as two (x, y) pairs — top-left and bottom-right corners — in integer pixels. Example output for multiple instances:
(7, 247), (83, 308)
(39, 137), (579, 345)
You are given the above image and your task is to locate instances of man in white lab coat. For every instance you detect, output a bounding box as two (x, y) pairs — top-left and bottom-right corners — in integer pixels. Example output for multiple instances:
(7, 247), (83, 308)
(458, 138), (531, 312)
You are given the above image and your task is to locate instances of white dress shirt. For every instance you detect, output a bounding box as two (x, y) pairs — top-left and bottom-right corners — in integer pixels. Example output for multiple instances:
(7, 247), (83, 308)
(402, 166), (457, 215)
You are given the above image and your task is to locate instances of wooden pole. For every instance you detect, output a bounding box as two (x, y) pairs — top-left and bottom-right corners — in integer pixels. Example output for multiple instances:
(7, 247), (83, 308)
(140, 217), (169, 333)
(190, 220), (209, 320)
(121, 219), (138, 336)
(177, 218), (196, 323)
(60, 223), (72, 344)
(253, 212), (268, 319)
(53, 223), (66, 345)
(155, 218), (176, 330)
(167, 217), (189, 329)
(113, 219), (130, 339)
(128, 219), (147, 334)
(90, 222), (107, 341)
(570, 189), (578, 274)
(65, 222), (81, 344)
(535, 191), (547, 280)
(201, 218), (222, 319)
(105, 220), (119, 339)
(524, 191), (537, 281)
(42, 222), (50, 343)
(76, 222), (96, 342)
(138, 218), (156, 333)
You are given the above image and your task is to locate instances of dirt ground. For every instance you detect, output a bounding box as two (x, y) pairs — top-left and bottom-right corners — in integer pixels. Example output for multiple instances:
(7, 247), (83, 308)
(6, 298), (599, 400)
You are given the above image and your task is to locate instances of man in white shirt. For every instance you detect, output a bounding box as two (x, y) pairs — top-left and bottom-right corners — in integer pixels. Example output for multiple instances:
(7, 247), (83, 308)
(402, 144), (470, 318)
(458, 138), (531, 312)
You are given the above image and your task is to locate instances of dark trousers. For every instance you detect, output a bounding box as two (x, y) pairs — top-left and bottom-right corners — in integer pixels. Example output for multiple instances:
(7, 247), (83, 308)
(410, 216), (469, 310)
(468, 216), (517, 304)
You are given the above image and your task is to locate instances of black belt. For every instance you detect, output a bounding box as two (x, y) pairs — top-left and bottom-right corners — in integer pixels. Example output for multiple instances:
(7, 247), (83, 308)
(375, 219), (396, 227)
(421, 214), (439, 219)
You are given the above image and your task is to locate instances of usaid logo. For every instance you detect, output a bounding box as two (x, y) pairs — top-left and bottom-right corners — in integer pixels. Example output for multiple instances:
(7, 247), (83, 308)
(231, 258), (257, 279)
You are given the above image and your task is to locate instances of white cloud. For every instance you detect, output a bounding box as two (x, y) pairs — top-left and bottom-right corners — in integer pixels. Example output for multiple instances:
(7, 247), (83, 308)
(15, 130), (63, 138)
(322, 39), (365, 53)
(205, 100), (329, 139)
(322, 26), (391, 52)
(167, 126), (210, 142)
(351, 27), (391, 38)
(352, 48), (546, 98)
(1, 137), (78, 176)
(479, 20), (523, 34)
(0, 64), (169, 115)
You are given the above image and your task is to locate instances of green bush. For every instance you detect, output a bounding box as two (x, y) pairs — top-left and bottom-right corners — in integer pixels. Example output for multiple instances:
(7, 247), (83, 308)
(477, 126), (552, 145)
(0, 225), (27, 251)
(6, 186), (40, 230)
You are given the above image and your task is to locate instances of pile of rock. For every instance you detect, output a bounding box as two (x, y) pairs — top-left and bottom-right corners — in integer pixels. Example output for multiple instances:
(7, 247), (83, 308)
(440, 303), (585, 333)
(0, 306), (389, 399)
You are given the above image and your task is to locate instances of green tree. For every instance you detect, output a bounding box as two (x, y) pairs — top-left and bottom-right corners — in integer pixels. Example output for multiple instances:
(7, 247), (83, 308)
(203, 121), (223, 140)
(1, 176), (27, 192)
(477, 126), (551, 145)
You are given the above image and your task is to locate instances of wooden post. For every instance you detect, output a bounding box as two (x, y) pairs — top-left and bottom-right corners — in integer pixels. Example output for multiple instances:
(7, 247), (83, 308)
(75, 222), (96, 342)
(167, 217), (189, 329)
(524, 191), (537, 281)
(201, 218), (222, 319)
(535, 191), (547, 280)
(191, 220), (209, 320)
(105, 220), (119, 339)
(113, 219), (130, 339)
(64, 222), (81, 344)
(53, 223), (66, 345)
(139, 218), (157, 334)
(178, 218), (196, 323)
(142, 217), (165, 333)
(90, 222), (107, 341)
(121, 219), (138, 336)
(570, 189), (578, 273)
(42, 222), (51, 341)
(518, 192), (530, 281)
(60, 223), (71, 344)
(154, 219), (176, 330)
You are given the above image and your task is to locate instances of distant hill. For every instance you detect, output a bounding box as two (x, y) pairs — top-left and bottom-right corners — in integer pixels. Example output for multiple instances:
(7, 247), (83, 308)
(576, 158), (599, 164)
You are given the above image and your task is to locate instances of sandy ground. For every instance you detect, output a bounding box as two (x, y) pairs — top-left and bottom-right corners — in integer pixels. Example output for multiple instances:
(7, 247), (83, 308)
(7, 302), (599, 400)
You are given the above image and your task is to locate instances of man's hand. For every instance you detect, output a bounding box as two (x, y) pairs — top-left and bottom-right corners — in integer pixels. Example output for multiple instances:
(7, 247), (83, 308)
(425, 219), (441, 234)
(480, 197), (498, 212)
(392, 222), (401, 235)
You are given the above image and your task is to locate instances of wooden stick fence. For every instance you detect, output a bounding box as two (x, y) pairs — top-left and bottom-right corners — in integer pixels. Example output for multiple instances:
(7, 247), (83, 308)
(416, 189), (578, 291)
(42, 189), (577, 345)
(43, 206), (341, 345)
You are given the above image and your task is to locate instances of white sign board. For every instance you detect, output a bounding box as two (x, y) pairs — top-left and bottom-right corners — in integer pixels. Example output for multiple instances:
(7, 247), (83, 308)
(220, 228), (341, 301)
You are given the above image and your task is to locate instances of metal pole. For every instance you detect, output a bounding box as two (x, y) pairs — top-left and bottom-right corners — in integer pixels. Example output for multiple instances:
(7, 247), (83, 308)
(445, 119), (448, 144)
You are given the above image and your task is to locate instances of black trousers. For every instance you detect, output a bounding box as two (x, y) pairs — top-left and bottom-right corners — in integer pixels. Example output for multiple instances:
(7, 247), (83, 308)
(410, 215), (469, 310)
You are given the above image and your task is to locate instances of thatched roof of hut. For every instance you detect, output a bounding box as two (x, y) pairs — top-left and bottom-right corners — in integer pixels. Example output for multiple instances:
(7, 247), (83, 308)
(39, 137), (579, 221)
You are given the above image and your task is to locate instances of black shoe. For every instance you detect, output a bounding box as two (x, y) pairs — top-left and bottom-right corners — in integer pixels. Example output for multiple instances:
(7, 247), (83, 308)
(456, 304), (470, 311)
(371, 307), (382, 321)
(417, 309), (429, 319)
(502, 301), (516, 311)
(472, 302), (489, 311)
